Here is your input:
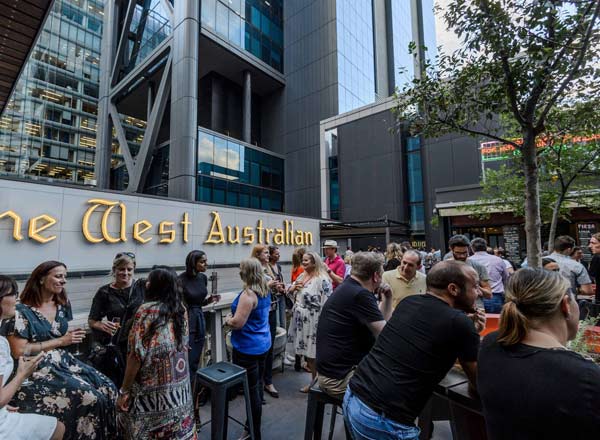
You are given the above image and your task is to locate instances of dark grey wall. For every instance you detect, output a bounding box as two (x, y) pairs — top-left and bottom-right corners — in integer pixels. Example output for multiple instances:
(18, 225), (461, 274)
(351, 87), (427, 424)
(422, 132), (484, 248)
(281, 0), (338, 217)
(336, 109), (407, 223)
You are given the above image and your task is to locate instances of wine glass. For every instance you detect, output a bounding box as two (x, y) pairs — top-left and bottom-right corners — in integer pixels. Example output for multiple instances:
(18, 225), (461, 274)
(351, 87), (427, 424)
(107, 317), (120, 347)
(72, 323), (86, 358)
(21, 345), (34, 387)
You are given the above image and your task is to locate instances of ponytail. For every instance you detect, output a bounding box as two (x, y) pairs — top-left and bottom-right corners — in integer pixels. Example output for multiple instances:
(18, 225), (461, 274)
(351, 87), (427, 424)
(496, 268), (570, 346)
(497, 301), (528, 345)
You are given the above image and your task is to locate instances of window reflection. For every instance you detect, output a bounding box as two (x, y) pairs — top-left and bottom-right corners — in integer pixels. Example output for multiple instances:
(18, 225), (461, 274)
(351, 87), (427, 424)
(197, 127), (284, 211)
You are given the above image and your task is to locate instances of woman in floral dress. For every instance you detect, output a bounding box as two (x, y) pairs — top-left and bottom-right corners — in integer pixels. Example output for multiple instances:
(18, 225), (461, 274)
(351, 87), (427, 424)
(117, 266), (196, 439)
(8, 261), (117, 440)
(287, 251), (332, 392)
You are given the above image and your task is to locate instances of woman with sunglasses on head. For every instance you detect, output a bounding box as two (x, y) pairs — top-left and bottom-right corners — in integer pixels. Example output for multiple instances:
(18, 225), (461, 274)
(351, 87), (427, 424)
(0, 275), (65, 440)
(178, 250), (220, 383)
(8, 261), (117, 440)
(478, 268), (600, 439)
(88, 252), (145, 386)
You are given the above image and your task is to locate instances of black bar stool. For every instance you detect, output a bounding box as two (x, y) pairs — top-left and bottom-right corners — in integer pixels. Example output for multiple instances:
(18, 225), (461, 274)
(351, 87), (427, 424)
(195, 361), (256, 440)
(304, 383), (351, 440)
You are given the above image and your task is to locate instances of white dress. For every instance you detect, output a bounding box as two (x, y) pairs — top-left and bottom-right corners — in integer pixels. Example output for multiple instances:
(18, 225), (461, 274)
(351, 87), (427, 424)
(0, 336), (57, 440)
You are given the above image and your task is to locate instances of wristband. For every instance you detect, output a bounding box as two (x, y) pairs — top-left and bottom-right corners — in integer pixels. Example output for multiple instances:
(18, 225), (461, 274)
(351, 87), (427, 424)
(119, 388), (130, 396)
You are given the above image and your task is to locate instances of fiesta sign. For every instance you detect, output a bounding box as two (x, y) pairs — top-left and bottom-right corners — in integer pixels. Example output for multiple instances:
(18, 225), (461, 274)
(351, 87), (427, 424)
(0, 198), (314, 246)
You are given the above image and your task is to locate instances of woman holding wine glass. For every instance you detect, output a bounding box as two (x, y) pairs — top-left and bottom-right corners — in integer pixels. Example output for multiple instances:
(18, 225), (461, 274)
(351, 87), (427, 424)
(0, 275), (65, 440)
(88, 253), (145, 385)
(8, 260), (117, 440)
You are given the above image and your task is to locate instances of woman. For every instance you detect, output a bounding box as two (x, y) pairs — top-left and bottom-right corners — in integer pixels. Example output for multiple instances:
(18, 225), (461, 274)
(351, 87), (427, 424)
(225, 258), (271, 440)
(478, 268), (600, 439)
(0, 275), (65, 440)
(251, 245), (282, 400)
(88, 252), (145, 386)
(267, 245), (286, 329)
(383, 243), (403, 271)
(179, 250), (219, 382)
(8, 261), (117, 440)
(291, 247), (306, 283)
(287, 251), (332, 392)
(542, 257), (560, 272)
(117, 266), (195, 439)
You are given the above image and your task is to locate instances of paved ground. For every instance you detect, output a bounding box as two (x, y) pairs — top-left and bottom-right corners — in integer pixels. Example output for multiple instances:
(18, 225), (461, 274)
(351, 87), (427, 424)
(203, 367), (453, 439)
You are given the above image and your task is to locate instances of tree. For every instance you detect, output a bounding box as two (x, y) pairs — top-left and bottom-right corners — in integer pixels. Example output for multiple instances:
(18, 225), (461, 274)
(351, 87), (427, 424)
(397, 0), (600, 267)
(470, 100), (600, 252)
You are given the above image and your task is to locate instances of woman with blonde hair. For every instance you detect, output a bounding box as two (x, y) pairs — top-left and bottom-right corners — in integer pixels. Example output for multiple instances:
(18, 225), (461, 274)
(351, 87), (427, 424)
(225, 258), (271, 440)
(287, 251), (332, 392)
(478, 268), (600, 439)
(383, 243), (403, 271)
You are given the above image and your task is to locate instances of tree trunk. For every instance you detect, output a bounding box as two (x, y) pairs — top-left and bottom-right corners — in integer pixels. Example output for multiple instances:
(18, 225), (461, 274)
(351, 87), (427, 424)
(547, 192), (565, 253)
(522, 130), (542, 267)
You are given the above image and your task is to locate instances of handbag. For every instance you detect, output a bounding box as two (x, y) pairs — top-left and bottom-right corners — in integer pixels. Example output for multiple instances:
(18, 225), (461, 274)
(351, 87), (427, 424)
(87, 342), (125, 387)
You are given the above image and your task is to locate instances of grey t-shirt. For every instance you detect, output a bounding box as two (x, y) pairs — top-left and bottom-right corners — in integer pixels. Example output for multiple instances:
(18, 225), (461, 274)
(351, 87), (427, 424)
(549, 252), (592, 291)
(467, 259), (489, 308)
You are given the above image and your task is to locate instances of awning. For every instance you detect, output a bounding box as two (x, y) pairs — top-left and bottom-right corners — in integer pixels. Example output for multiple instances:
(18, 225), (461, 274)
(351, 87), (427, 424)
(0, 0), (53, 114)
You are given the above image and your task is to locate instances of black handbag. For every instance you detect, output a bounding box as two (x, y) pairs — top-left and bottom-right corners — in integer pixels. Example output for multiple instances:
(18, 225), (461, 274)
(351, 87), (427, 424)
(87, 342), (125, 387)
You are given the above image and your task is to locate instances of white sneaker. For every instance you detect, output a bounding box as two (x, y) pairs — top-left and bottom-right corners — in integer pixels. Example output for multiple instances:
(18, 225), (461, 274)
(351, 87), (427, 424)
(283, 357), (293, 366)
(285, 353), (295, 362)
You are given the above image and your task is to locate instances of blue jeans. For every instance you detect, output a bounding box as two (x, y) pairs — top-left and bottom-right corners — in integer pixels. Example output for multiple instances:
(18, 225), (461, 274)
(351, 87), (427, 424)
(483, 293), (504, 313)
(343, 388), (420, 440)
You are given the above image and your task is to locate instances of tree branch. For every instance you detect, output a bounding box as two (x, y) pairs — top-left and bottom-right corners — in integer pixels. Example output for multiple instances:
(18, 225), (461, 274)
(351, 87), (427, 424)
(436, 116), (521, 148)
(536, 1), (600, 129)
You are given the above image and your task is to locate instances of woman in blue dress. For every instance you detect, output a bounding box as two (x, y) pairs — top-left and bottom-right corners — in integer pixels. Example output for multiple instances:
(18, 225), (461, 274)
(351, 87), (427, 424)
(8, 261), (117, 440)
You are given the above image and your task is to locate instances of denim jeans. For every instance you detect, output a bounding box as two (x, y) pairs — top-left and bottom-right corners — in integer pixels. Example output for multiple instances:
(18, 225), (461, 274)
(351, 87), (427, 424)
(343, 388), (420, 440)
(483, 293), (504, 313)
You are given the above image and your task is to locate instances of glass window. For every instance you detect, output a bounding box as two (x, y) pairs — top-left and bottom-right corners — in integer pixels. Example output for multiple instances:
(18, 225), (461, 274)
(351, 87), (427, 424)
(228, 10), (243, 46)
(202, 0), (216, 28)
(216, 2), (229, 38)
(213, 135), (228, 171)
(407, 152), (423, 202)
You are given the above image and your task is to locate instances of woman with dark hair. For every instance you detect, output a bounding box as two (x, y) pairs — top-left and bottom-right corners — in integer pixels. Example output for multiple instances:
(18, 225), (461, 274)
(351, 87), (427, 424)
(88, 252), (145, 386)
(178, 250), (219, 382)
(8, 261), (117, 440)
(0, 275), (65, 440)
(117, 266), (195, 439)
(478, 268), (600, 439)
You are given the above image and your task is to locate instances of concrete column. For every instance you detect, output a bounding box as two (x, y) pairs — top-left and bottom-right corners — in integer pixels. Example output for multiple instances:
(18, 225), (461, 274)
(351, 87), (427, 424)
(168, 0), (199, 200)
(95, 0), (118, 188)
(242, 70), (251, 143)
(372, 0), (390, 98)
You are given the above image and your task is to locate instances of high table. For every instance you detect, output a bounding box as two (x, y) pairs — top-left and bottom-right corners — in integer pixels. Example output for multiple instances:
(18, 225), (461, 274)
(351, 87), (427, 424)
(418, 368), (487, 440)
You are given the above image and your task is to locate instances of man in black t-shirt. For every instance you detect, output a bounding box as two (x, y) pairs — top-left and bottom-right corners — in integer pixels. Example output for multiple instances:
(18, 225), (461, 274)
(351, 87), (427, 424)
(316, 252), (393, 399)
(344, 260), (485, 440)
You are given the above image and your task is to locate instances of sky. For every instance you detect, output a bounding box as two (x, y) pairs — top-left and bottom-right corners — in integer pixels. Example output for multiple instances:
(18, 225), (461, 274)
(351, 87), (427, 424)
(434, 0), (461, 56)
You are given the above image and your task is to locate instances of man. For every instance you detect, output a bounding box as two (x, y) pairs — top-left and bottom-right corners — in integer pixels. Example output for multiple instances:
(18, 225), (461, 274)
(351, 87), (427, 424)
(588, 233), (600, 303)
(402, 241), (426, 274)
(549, 236), (593, 295)
(469, 237), (509, 313)
(343, 261), (485, 439)
(570, 246), (588, 270)
(323, 240), (346, 290)
(382, 250), (427, 309)
(316, 252), (393, 399)
(447, 235), (493, 304)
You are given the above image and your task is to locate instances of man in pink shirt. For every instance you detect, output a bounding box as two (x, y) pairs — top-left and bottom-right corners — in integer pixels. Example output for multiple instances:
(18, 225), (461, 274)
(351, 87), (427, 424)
(323, 240), (346, 290)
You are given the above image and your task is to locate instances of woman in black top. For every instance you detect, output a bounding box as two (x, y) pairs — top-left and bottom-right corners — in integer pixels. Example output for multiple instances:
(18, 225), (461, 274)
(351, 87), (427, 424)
(179, 250), (219, 382)
(478, 268), (600, 440)
(88, 253), (145, 385)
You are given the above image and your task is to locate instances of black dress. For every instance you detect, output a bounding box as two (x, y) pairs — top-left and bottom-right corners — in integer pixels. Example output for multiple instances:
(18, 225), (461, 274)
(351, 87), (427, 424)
(10, 303), (117, 440)
(179, 272), (208, 379)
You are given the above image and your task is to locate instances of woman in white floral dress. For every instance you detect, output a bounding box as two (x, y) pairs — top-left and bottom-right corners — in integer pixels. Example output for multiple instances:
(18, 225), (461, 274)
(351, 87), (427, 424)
(287, 251), (332, 392)
(8, 261), (117, 440)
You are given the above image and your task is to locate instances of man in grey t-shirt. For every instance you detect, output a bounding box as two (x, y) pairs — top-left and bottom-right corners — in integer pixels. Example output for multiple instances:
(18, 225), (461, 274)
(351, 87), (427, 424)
(550, 236), (593, 295)
(447, 235), (492, 307)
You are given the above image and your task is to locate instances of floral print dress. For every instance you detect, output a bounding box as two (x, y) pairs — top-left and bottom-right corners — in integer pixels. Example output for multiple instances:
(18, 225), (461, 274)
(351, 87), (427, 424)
(118, 302), (196, 439)
(10, 302), (117, 440)
(288, 274), (332, 358)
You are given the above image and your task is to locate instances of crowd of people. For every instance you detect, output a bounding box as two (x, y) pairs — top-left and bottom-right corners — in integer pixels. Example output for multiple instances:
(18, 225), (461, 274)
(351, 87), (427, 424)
(0, 232), (599, 439)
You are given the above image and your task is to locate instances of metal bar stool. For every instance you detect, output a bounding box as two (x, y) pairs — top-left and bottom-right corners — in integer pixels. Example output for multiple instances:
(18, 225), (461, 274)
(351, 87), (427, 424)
(304, 381), (351, 440)
(195, 361), (256, 440)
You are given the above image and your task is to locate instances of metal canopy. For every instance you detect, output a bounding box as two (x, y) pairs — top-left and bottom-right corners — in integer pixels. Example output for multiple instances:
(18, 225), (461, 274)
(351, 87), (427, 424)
(0, 0), (53, 115)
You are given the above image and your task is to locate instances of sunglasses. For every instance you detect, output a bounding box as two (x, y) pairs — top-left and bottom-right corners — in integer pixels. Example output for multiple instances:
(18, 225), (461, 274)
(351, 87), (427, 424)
(115, 252), (136, 259)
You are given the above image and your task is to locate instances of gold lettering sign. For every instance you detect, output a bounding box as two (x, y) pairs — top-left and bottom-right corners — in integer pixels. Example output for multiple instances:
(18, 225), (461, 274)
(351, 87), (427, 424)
(158, 221), (175, 244)
(82, 199), (127, 243)
(133, 220), (153, 243)
(0, 210), (24, 241)
(28, 214), (57, 244)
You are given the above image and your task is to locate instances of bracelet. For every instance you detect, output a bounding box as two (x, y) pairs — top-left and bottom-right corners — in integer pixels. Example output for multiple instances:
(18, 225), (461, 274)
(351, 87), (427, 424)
(118, 388), (130, 396)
